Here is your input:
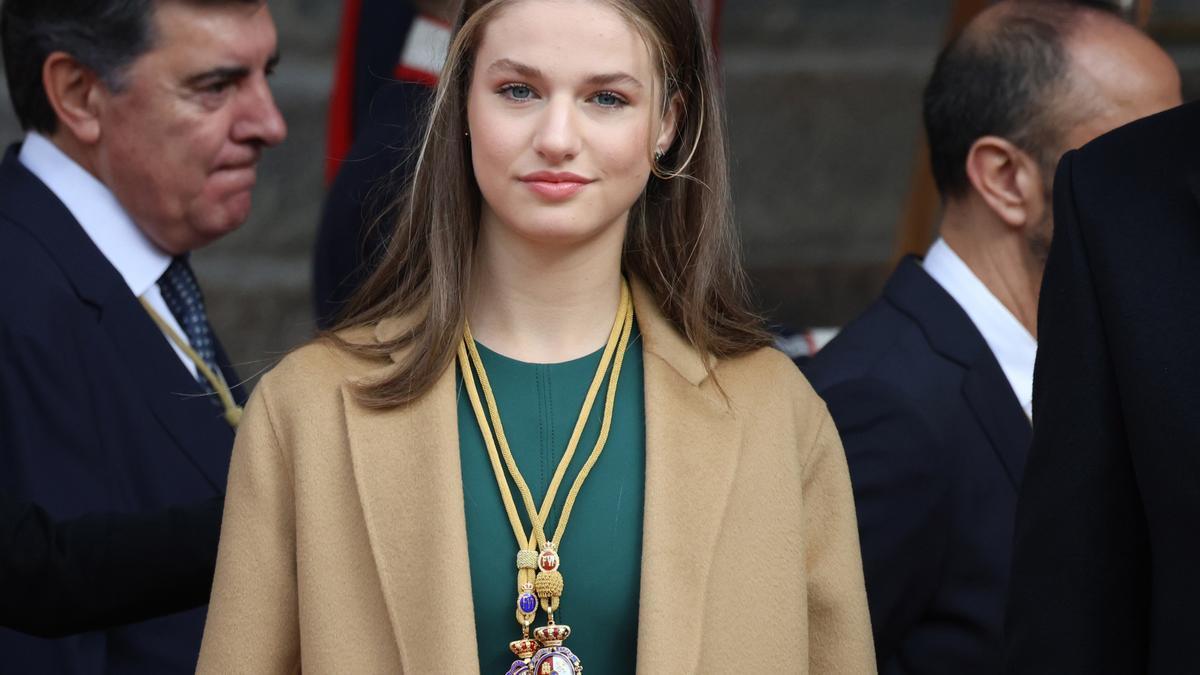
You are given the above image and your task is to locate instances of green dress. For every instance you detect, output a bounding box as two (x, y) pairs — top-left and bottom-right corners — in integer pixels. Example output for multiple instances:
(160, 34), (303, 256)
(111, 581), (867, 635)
(457, 326), (645, 673)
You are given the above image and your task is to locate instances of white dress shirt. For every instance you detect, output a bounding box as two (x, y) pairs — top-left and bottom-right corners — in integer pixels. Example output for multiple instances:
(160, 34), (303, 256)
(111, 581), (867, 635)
(923, 238), (1037, 420)
(19, 132), (199, 378)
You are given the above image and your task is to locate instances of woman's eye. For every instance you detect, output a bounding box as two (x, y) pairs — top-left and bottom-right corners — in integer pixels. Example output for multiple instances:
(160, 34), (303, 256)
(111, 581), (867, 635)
(500, 84), (535, 101)
(591, 91), (627, 108)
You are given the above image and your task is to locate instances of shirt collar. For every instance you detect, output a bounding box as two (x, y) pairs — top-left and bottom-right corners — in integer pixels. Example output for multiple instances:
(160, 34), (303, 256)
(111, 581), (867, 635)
(19, 132), (171, 298)
(922, 237), (1037, 419)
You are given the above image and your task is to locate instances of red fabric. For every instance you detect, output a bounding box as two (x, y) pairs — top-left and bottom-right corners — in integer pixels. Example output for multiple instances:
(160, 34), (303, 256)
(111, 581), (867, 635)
(393, 64), (440, 88)
(325, 0), (364, 185)
(710, 0), (724, 58)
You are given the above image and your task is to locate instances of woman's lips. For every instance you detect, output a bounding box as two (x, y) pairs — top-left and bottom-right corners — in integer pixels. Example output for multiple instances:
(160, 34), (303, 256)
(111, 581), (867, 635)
(520, 172), (593, 201)
(525, 180), (588, 200)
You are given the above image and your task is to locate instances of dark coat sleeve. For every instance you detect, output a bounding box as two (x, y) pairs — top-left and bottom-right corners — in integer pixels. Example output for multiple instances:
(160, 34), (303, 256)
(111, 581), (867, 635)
(1005, 150), (1150, 674)
(820, 376), (952, 667)
(0, 495), (222, 639)
(313, 81), (433, 328)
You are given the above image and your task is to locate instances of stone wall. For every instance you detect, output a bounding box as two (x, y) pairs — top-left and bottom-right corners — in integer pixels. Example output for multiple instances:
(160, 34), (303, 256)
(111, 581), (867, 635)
(725, 0), (1200, 329)
(722, 1), (946, 329)
(3, 1), (1198, 386)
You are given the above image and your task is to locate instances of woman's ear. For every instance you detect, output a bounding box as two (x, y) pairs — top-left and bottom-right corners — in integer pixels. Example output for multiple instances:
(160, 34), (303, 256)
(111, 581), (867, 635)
(964, 135), (1045, 229)
(654, 92), (682, 157)
(42, 51), (105, 144)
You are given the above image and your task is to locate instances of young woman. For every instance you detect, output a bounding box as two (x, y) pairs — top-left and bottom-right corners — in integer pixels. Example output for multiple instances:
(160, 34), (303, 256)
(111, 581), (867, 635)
(197, 0), (874, 672)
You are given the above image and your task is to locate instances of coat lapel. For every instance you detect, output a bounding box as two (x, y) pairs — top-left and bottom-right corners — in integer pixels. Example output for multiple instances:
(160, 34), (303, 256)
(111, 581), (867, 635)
(885, 257), (1031, 487)
(630, 280), (744, 672)
(343, 334), (480, 674)
(0, 147), (235, 490)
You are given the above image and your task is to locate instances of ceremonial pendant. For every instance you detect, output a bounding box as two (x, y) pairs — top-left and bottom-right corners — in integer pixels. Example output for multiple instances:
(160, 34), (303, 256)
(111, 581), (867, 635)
(530, 624), (582, 674)
(505, 637), (540, 675)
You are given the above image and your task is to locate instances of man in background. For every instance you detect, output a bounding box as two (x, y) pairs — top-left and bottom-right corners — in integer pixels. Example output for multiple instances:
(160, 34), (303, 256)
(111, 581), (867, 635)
(0, 0), (285, 671)
(802, 2), (1180, 673)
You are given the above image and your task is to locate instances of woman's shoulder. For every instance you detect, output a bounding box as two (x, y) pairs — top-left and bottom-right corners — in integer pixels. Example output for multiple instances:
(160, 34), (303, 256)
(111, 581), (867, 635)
(716, 343), (814, 391)
(254, 325), (393, 407)
(712, 344), (829, 421)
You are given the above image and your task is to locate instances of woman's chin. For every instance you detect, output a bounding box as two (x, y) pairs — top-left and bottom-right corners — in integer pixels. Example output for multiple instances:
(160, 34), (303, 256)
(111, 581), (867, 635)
(511, 221), (621, 249)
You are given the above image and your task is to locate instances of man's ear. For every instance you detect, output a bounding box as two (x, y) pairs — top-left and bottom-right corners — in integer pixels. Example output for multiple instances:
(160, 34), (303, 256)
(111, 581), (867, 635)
(42, 51), (105, 144)
(653, 92), (682, 158)
(964, 135), (1047, 229)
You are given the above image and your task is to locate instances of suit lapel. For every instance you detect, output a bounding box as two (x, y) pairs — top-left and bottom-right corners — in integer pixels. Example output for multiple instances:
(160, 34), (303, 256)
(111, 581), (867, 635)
(630, 280), (743, 671)
(962, 360), (1033, 486)
(343, 357), (480, 674)
(885, 257), (1032, 487)
(0, 147), (235, 490)
(101, 296), (237, 489)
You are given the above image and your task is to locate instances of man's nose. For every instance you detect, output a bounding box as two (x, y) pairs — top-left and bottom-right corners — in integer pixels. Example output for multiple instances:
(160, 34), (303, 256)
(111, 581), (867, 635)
(232, 77), (287, 148)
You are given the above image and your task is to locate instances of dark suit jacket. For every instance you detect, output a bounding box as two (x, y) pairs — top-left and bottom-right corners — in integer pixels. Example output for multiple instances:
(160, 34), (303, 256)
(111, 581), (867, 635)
(314, 0), (434, 328)
(1007, 101), (1200, 674)
(0, 495), (221, 639)
(804, 257), (1031, 675)
(313, 79), (432, 328)
(0, 147), (242, 673)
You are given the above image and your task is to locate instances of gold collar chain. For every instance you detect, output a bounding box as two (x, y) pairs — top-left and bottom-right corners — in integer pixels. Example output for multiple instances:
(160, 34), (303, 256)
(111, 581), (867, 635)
(457, 278), (634, 674)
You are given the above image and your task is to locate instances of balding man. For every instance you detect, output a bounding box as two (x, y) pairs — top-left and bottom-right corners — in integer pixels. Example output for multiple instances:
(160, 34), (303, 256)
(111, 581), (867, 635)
(802, 2), (1181, 673)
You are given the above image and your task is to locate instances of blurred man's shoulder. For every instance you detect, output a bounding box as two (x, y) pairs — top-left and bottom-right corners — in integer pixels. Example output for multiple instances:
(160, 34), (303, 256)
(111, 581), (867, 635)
(1076, 100), (1200, 175)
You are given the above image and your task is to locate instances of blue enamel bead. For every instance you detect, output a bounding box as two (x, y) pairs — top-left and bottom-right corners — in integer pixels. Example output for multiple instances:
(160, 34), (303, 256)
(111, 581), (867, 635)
(518, 592), (538, 614)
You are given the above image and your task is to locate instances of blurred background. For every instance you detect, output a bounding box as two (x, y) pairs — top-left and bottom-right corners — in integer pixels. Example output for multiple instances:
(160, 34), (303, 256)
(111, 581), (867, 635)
(6, 0), (1195, 380)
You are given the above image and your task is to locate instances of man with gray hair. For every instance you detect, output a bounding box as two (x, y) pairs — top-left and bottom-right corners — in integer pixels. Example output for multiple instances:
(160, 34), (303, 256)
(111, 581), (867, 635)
(0, 0), (285, 671)
(803, 2), (1180, 672)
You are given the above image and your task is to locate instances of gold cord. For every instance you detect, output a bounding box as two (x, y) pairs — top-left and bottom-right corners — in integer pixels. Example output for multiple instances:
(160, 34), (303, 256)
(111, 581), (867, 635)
(550, 296), (632, 547)
(461, 281), (630, 551)
(458, 344), (533, 547)
(458, 278), (634, 622)
(139, 297), (242, 428)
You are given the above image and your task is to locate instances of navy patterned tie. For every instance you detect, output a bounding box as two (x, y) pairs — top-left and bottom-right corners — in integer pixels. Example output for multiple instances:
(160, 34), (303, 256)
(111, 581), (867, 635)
(158, 256), (222, 395)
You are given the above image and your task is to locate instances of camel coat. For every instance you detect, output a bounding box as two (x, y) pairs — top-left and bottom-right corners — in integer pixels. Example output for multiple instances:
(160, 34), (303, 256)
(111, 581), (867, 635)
(196, 282), (876, 674)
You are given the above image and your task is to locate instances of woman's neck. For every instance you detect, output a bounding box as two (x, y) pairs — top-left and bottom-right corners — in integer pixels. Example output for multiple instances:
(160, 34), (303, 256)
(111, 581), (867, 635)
(467, 221), (626, 364)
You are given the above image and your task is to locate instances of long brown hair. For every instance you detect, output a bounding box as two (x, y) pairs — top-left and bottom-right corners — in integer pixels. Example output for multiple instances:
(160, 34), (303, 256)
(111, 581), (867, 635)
(331, 0), (772, 408)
